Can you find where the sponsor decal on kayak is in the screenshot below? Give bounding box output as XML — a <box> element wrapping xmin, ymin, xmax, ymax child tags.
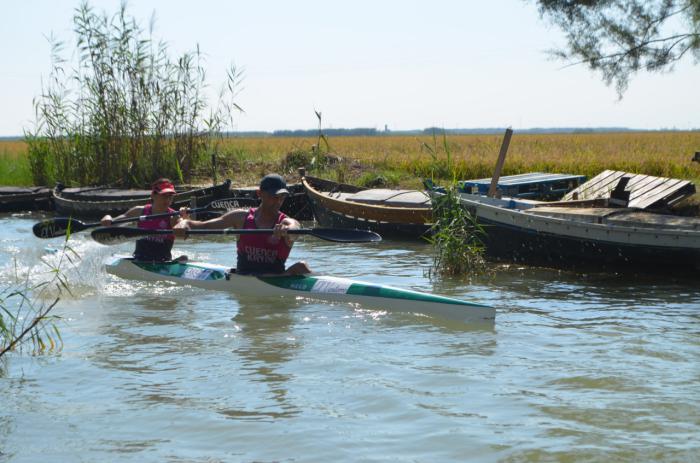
<box><xmin>182</xmin><ymin>267</ymin><xmax>214</xmax><ymax>280</ymax></box>
<box><xmin>310</xmin><ymin>277</ymin><xmax>351</xmax><ymax>294</ymax></box>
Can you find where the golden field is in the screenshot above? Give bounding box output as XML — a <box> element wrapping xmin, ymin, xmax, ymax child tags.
<box><xmin>2</xmin><ymin>132</ymin><xmax>700</xmax><ymax>190</ymax></box>
<box><xmin>211</xmin><ymin>132</ymin><xmax>700</xmax><ymax>189</ymax></box>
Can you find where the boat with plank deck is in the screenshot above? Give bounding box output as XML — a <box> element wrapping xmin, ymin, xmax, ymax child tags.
<box><xmin>459</xmin><ymin>172</ymin><xmax>586</xmax><ymax>200</ymax></box>
<box><xmin>105</xmin><ymin>256</ymin><xmax>494</xmax><ymax>323</ymax></box>
<box><xmin>225</xmin><ymin>181</ymin><xmax>313</xmax><ymax>220</ymax></box>
<box><xmin>303</xmin><ymin>175</ymin><xmax>433</xmax><ymax>239</ymax></box>
<box><xmin>430</xmin><ymin>170</ymin><xmax>700</xmax><ymax>271</ymax></box>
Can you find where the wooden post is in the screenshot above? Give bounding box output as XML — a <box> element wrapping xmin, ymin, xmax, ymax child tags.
<box><xmin>487</xmin><ymin>128</ymin><xmax>513</xmax><ymax>198</ymax></box>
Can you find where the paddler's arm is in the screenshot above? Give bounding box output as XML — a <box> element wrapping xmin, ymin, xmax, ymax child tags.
<box><xmin>173</xmin><ymin>209</ymin><xmax>247</xmax><ymax>239</ymax></box>
<box><xmin>101</xmin><ymin>206</ymin><xmax>145</xmax><ymax>226</ymax></box>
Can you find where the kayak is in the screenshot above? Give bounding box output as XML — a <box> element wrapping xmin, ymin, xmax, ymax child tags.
<box><xmin>105</xmin><ymin>256</ymin><xmax>495</xmax><ymax>323</ymax></box>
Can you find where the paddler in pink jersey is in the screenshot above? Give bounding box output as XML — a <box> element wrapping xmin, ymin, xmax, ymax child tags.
<box><xmin>174</xmin><ymin>174</ymin><xmax>311</xmax><ymax>276</ymax></box>
<box><xmin>101</xmin><ymin>178</ymin><xmax>183</xmax><ymax>262</ymax></box>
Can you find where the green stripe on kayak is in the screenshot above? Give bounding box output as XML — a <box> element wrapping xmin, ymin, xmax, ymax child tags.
<box><xmin>132</xmin><ymin>261</ymin><xmax>227</xmax><ymax>281</ymax></box>
<box><xmin>346</xmin><ymin>283</ymin><xmax>484</xmax><ymax>307</ymax></box>
<box><xmin>258</xmin><ymin>275</ymin><xmax>320</xmax><ymax>291</ymax></box>
<box><xmin>260</xmin><ymin>274</ymin><xmax>487</xmax><ymax>308</ymax></box>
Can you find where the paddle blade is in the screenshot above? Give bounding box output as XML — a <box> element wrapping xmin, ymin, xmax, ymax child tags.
<box><xmin>307</xmin><ymin>228</ymin><xmax>382</xmax><ymax>243</ymax></box>
<box><xmin>33</xmin><ymin>218</ymin><xmax>88</xmax><ymax>238</ymax></box>
<box><xmin>91</xmin><ymin>227</ymin><xmax>165</xmax><ymax>245</ymax></box>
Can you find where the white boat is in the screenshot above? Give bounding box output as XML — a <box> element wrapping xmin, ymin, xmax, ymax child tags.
<box><xmin>105</xmin><ymin>256</ymin><xmax>495</xmax><ymax>323</ymax></box>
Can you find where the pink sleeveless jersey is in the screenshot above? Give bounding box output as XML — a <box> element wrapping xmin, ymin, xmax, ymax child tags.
<box><xmin>133</xmin><ymin>204</ymin><xmax>175</xmax><ymax>261</ymax></box>
<box><xmin>236</xmin><ymin>208</ymin><xmax>291</xmax><ymax>274</ymax></box>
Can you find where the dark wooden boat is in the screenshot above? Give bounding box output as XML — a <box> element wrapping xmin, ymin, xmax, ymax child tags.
<box><xmin>302</xmin><ymin>175</ymin><xmax>432</xmax><ymax>239</ymax></box>
<box><xmin>0</xmin><ymin>186</ymin><xmax>53</xmax><ymax>212</ymax></box>
<box><xmin>53</xmin><ymin>180</ymin><xmax>232</xmax><ymax>217</ymax></box>
<box><xmin>227</xmin><ymin>181</ymin><xmax>313</xmax><ymax>220</ymax></box>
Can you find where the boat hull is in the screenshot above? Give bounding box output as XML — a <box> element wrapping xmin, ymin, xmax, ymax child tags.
<box><xmin>0</xmin><ymin>187</ymin><xmax>53</xmax><ymax>212</ymax></box>
<box><xmin>105</xmin><ymin>256</ymin><xmax>494</xmax><ymax>323</ymax></box>
<box><xmin>53</xmin><ymin>180</ymin><xmax>232</xmax><ymax>217</ymax></box>
<box><xmin>458</xmin><ymin>194</ymin><xmax>700</xmax><ymax>271</ymax></box>
<box><xmin>303</xmin><ymin>176</ymin><xmax>432</xmax><ymax>239</ymax></box>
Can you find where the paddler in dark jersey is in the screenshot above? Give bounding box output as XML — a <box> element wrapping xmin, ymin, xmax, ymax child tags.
<box><xmin>174</xmin><ymin>174</ymin><xmax>311</xmax><ymax>276</ymax></box>
<box><xmin>101</xmin><ymin>178</ymin><xmax>183</xmax><ymax>262</ymax></box>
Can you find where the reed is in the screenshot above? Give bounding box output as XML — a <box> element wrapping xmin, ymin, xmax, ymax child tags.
<box><xmin>0</xmin><ymin>240</ymin><xmax>77</xmax><ymax>360</ymax></box>
<box><xmin>425</xmin><ymin>183</ymin><xmax>490</xmax><ymax>278</ymax></box>
<box><xmin>422</xmin><ymin>131</ymin><xmax>490</xmax><ymax>277</ymax></box>
<box><xmin>25</xmin><ymin>1</ymin><xmax>241</xmax><ymax>188</ymax></box>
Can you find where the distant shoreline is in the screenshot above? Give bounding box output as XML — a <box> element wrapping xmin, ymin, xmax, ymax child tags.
<box><xmin>2</xmin><ymin>127</ymin><xmax>698</xmax><ymax>141</ymax></box>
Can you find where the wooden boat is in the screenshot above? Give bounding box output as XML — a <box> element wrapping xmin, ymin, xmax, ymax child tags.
<box><xmin>53</xmin><ymin>180</ymin><xmax>232</xmax><ymax>217</ymax></box>
<box><xmin>229</xmin><ymin>181</ymin><xmax>313</xmax><ymax>220</ymax></box>
<box><xmin>451</xmin><ymin>191</ymin><xmax>700</xmax><ymax>271</ymax></box>
<box><xmin>0</xmin><ymin>186</ymin><xmax>53</xmax><ymax>212</ymax></box>
<box><xmin>105</xmin><ymin>256</ymin><xmax>494</xmax><ymax>323</ymax></box>
<box><xmin>302</xmin><ymin>175</ymin><xmax>433</xmax><ymax>239</ymax></box>
<box><xmin>459</xmin><ymin>172</ymin><xmax>586</xmax><ymax>200</ymax></box>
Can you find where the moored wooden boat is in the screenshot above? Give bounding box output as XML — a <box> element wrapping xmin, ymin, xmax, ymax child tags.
<box><xmin>53</xmin><ymin>180</ymin><xmax>232</xmax><ymax>217</ymax></box>
<box><xmin>105</xmin><ymin>255</ymin><xmax>495</xmax><ymax>323</ymax></box>
<box><xmin>459</xmin><ymin>172</ymin><xmax>586</xmax><ymax>200</ymax></box>
<box><xmin>302</xmin><ymin>175</ymin><xmax>433</xmax><ymax>239</ymax></box>
<box><xmin>450</xmin><ymin>190</ymin><xmax>700</xmax><ymax>271</ymax></box>
<box><xmin>0</xmin><ymin>186</ymin><xmax>53</xmax><ymax>212</ymax></box>
<box><xmin>229</xmin><ymin>181</ymin><xmax>313</xmax><ymax>220</ymax></box>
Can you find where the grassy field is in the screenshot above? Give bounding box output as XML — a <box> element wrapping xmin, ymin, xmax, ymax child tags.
<box><xmin>0</xmin><ymin>140</ymin><xmax>32</xmax><ymax>186</ymax></box>
<box><xmin>2</xmin><ymin>132</ymin><xmax>700</xmax><ymax>191</ymax></box>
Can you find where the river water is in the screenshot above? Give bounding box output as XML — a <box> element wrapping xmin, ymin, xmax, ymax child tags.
<box><xmin>0</xmin><ymin>212</ymin><xmax>698</xmax><ymax>462</ymax></box>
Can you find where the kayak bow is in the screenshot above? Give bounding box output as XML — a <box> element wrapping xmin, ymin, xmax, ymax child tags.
<box><xmin>105</xmin><ymin>256</ymin><xmax>494</xmax><ymax>323</ymax></box>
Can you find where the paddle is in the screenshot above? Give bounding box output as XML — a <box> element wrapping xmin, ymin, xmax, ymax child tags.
<box><xmin>90</xmin><ymin>226</ymin><xmax>382</xmax><ymax>244</ymax></box>
<box><xmin>31</xmin><ymin>198</ymin><xmax>253</xmax><ymax>239</ymax></box>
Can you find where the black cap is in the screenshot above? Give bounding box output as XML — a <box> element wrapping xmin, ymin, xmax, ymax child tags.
<box><xmin>259</xmin><ymin>174</ymin><xmax>289</xmax><ymax>195</ymax></box>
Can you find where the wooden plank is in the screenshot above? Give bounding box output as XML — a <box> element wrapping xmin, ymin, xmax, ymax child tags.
<box><xmin>630</xmin><ymin>179</ymin><xmax>692</xmax><ymax>209</ymax></box>
<box><xmin>563</xmin><ymin>170</ymin><xmax>625</xmax><ymax>201</ymax></box>
<box><xmin>563</xmin><ymin>170</ymin><xmax>696</xmax><ymax>210</ymax></box>
<box><xmin>626</xmin><ymin>176</ymin><xmax>669</xmax><ymax>202</ymax></box>
<box><xmin>563</xmin><ymin>170</ymin><xmax>620</xmax><ymax>199</ymax></box>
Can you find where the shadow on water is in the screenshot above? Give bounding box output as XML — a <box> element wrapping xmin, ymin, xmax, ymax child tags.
<box><xmin>88</xmin><ymin>293</ymin><xmax>210</xmax><ymax>408</ymax></box>
<box><xmin>217</xmin><ymin>296</ymin><xmax>302</xmax><ymax>421</ymax></box>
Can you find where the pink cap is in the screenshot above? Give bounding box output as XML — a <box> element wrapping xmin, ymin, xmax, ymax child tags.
<box><xmin>153</xmin><ymin>181</ymin><xmax>176</xmax><ymax>195</ymax></box>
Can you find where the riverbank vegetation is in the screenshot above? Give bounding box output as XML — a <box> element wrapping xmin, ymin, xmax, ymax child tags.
<box><xmin>24</xmin><ymin>1</ymin><xmax>240</xmax><ymax>188</ymax></box>
<box><xmin>4</xmin><ymin>131</ymin><xmax>699</xmax><ymax>193</ymax></box>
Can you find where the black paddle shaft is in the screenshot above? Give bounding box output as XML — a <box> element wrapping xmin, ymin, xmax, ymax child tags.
<box><xmin>32</xmin><ymin>202</ymin><xmax>228</xmax><ymax>239</ymax></box>
<box><xmin>91</xmin><ymin>226</ymin><xmax>381</xmax><ymax>244</ymax></box>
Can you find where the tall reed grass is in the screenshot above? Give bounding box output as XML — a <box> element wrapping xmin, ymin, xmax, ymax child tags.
<box><xmin>25</xmin><ymin>1</ymin><xmax>241</xmax><ymax>188</ymax></box>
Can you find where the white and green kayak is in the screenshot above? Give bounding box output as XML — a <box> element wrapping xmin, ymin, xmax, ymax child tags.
<box><xmin>105</xmin><ymin>256</ymin><xmax>495</xmax><ymax>323</ymax></box>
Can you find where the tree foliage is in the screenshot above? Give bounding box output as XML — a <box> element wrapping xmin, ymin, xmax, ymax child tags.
<box><xmin>536</xmin><ymin>0</ymin><xmax>700</xmax><ymax>95</ymax></box>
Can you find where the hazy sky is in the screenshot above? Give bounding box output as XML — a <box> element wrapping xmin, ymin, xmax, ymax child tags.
<box><xmin>2</xmin><ymin>0</ymin><xmax>698</xmax><ymax>136</ymax></box>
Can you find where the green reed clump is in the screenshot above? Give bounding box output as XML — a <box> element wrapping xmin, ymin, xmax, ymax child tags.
<box><xmin>422</xmin><ymin>130</ymin><xmax>490</xmax><ymax>276</ymax></box>
<box><xmin>426</xmin><ymin>183</ymin><xmax>490</xmax><ymax>277</ymax></box>
<box><xmin>25</xmin><ymin>1</ymin><xmax>241</xmax><ymax>187</ymax></box>
<box><xmin>0</xmin><ymin>239</ymin><xmax>77</xmax><ymax>361</ymax></box>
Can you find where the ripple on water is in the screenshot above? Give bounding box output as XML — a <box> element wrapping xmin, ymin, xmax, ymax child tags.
<box><xmin>1</xmin><ymin>214</ymin><xmax>699</xmax><ymax>461</ymax></box>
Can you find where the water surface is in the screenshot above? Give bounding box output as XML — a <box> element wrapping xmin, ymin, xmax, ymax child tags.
<box><xmin>1</xmin><ymin>213</ymin><xmax>698</xmax><ymax>462</ymax></box>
